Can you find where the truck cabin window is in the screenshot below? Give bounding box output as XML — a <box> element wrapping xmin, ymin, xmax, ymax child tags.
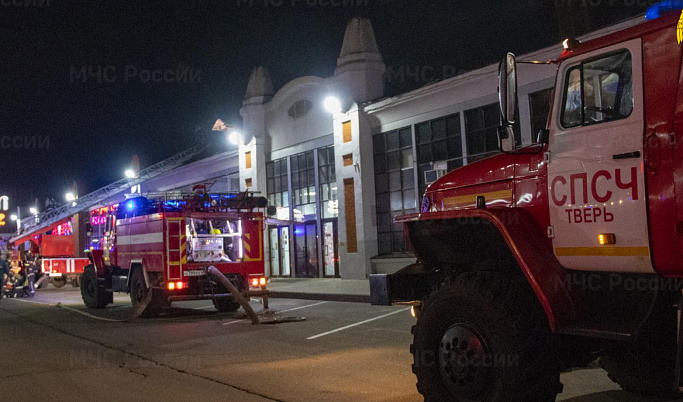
<box><xmin>186</xmin><ymin>218</ymin><xmax>243</xmax><ymax>263</ymax></box>
<box><xmin>561</xmin><ymin>50</ymin><xmax>633</xmax><ymax>128</ymax></box>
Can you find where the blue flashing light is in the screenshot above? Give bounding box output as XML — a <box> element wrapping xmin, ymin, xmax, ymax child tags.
<box><xmin>646</xmin><ymin>1</ymin><xmax>683</xmax><ymax>20</ymax></box>
<box><xmin>126</xmin><ymin>201</ymin><xmax>135</xmax><ymax>210</ymax></box>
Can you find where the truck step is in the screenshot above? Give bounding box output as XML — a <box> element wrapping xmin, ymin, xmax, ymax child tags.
<box><xmin>557</xmin><ymin>325</ymin><xmax>632</xmax><ymax>341</ymax></box>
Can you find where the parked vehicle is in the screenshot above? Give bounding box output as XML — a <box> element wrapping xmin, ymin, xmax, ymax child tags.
<box><xmin>80</xmin><ymin>192</ymin><xmax>269</xmax><ymax>317</ymax></box>
<box><xmin>371</xmin><ymin>5</ymin><xmax>683</xmax><ymax>401</ymax></box>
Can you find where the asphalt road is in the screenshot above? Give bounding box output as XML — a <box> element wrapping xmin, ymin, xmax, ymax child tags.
<box><xmin>0</xmin><ymin>287</ymin><xmax>677</xmax><ymax>402</ymax></box>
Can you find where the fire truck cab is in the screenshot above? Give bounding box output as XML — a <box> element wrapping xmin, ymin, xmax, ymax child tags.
<box><xmin>81</xmin><ymin>192</ymin><xmax>269</xmax><ymax>316</ymax></box>
<box><xmin>370</xmin><ymin>5</ymin><xmax>683</xmax><ymax>401</ymax></box>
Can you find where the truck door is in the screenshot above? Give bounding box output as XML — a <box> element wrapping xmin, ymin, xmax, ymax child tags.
<box><xmin>548</xmin><ymin>39</ymin><xmax>653</xmax><ymax>273</ymax></box>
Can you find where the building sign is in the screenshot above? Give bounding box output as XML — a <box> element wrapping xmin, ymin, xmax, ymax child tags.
<box><xmin>0</xmin><ymin>195</ymin><xmax>9</xmax><ymax>227</ymax></box>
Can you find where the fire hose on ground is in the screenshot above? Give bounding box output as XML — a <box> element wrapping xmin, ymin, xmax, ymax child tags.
<box><xmin>206</xmin><ymin>266</ymin><xmax>306</xmax><ymax>325</ymax></box>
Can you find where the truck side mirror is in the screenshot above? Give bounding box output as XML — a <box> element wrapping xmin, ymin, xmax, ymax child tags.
<box><xmin>498</xmin><ymin>53</ymin><xmax>518</xmax><ymax>125</ymax></box>
<box><xmin>498</xmin><ymin>126</ymin><xmax>515</xmax><ymax>153</ymax></box>
<box><xmin>498</xmin><ymin>53</ymin><xmax>518</xmax><ymax>153</ymax></box>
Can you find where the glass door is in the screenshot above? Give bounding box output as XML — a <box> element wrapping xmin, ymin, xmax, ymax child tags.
<box><xmin>322</xmin><ymin>219</ymin><xmax>339</xmax><ymax>277</ymax></box>
<box><xmin>269</xmin><ymin>227</ymin><xmax>280</xmax><ymax>277</ymax></box>
<box><xmin>280</xmin><ymin>227</ymin><xmax>291</xmax><ymax>277</ymax></box>
<box><xmin>294</xmin><ymin>222</ymin><xmax>318</xmax><ymax>278</ymax></box>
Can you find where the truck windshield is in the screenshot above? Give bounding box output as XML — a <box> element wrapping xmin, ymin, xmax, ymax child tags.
<box><xmin>186</xmin><ymin>218</ymin><xmax>243</xmax><ymax>263</ymax></box>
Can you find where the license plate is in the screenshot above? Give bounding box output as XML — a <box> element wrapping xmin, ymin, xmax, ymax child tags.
<box><xmin>183</xmin><ymin>270</ymin><xmax>205</xmax><ymax>277</ymax></box>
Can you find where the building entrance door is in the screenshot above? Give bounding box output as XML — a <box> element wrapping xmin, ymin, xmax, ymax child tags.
<box><xmin>322</xmin><ymin>219</ymin><xmax>339</xmax><ymax>277</ymax></box>
<box><xmin>269</xmin><ymin>226</ymin><xmax>291</xmax><ymax>277</ymax></box>
<box><xmin>294</xmin><ymin>222</ymin><xmax>318</xmax><ymax>278</ymax></box>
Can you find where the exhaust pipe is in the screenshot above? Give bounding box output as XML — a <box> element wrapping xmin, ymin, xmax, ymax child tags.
<box><xmin>206</xmin><ymin>266</ymin><xmax>259</xmax><ymax>325</ymax></box>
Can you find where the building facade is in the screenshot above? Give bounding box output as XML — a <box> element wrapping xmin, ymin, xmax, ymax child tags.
<box><xmin>93</xmin><ymin>15</ymin><xmax>641</xmax><ymax>280</ymax></box>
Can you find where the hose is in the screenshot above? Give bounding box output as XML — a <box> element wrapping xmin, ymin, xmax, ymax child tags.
<box><xmin>206</xmin><ymin>266</ymin><xmax>259</xmax><ymax>325</ymax></box>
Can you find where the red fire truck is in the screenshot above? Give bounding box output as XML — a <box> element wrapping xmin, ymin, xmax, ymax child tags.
<box><xmin>371</xmin><ymin>5</ymin><xmax>683</xmax><ymax>401</ymax></box>
<box><xmin>81</xmin><ymin>192</ymin><xmax>269</xmax><ymax>317</ymax></box>
<box><xmin>12</xmin><ymin>218</ymin><xmax>90</xmax><ymax>288</ymax></box>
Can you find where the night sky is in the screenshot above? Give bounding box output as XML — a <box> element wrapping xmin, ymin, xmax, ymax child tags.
<box><xmin>1</xmin><ymin>0</ymin><xmax>648</xmax><ymax>211</ymax></box>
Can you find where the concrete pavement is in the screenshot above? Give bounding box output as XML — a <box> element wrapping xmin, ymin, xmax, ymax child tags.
<box><xmin>0</xmin><ymin>287</ymin><xmax>679</xmax><ymax>402</ymax></box>
<box><xmin>267</xmin><ymin>278</ymin><xmax>371</xmax><ymax>303</ymax></box>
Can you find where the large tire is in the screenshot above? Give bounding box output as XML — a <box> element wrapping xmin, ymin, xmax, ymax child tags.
<box><xmin>130</xmin><ymin>269</ymin><xmax>166</xmax><ymax>318</ymax></box>
<box><xmin>80</xmin><ymin>267</ymin><xmax>109</xmax><ymax>309</ymax></box>
<box><xmin>213</xmin><ymin>297</ymin><xmax>241</xmax><ymax>312</ymax></box>
<box><xmin>51</xmin><ymin>277</ymin><xmax>67</xmax><ymax>288</ymax></box>
<box><xmin>599</xmin><ymin>354</ymin><xmax>679</xmax><ymax>398</ymax></box>
<box><xmin>411</xmin><ymin>272</ymin><xmax>562</xmax><ymax>402</ymax></box>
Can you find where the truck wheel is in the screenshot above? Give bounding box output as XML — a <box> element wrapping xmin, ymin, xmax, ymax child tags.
<box><xmin>51</xmin><ymin>277</ymin><xmax>66</xmax><ymax>288</ymax></box>
<box><xmin>130</xmin><ymin>269</ymin><xmax>165</xmax><ymax>318</ymax></box>
<box><xmin>80</xmin><ymin>268</ymin><xmax>109</xmax><ymax>309</ymax></box>
<box><xmin>599</xmin><ymin>350</ymin><xmax>680</xmax><ymax>398</ymax></box>
<box><xmin>411</xmin><ymin>272</ymin><xmax>562</xmax><ymax>402</ymax></box>
<box><xmin>213</xmin><ymin>297</ymin><xmax>241</xmax><ymax>312</ymax></box>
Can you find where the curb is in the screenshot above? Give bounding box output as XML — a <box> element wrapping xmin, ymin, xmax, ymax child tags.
<box><xmin>268</xmin><ymin>291</ymin><xmax>370</xmax><ymax>304</ymax></box>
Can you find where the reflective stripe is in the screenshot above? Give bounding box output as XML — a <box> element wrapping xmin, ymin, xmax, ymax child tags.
<box><xmin>117</xmin><ymin>232</ymin><xmax>163</xmax><ymax>245</ymax></box>
<box><xmin>443</xmin><ymin>189</ymin><xmax>513</xmax><ymax>208</ymax></box>
<box><xmin>555</xmin><ymin>247</ymin><xmax>650</xmax><ymax>257</ymax></box>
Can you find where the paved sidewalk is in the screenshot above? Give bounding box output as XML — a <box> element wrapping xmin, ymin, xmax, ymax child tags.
<box><xmin>267</xmin><ymin>278</ymin><xmax>371</xmax><ymax>303</ymax></box>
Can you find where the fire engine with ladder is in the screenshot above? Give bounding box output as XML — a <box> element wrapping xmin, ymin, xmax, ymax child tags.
<box><xmin>370</xmin><ymin>3</ymin><xmax>683</xmax><ymax>401</ymax></box>
<box><xmin>82</xmin><ymin>191</ymin><xmax>269</xmax><ymax>316</ymax></box>
<box><xmin>8</xmin><ymin>140</ymin><xmax>221</xmax><ymax>292</ymax></box>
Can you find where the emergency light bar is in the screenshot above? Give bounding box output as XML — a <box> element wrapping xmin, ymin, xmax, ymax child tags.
<box><xmin>646</xmin><ymin>1</ymin><xmax>683</xmax><ymax>20</ymax></box>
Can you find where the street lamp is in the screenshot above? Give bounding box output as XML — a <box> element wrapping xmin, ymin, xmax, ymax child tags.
<box><xmin>228</xmin><ymin>131</ymin><xmax>243</xmax><ymax>145</ymax></box>
<box><xmin>324</xmin><ymin>96</ymin><xmax>342</xmax><ymax>114</ymax></box>
<box><xmin>65</xmin><ymin>192</ymin><xmax>76</xmax><ymax>202</ymax></box>
<box><xmin>213</xmin><ymin>119</ymin><xmax>243</xmax><ymax>146</ymax></box>
<box><xmin>10</xmin><ymin>214</ymin><xmax>17</xmax><ymax>221</ymax></box>
<box><xmin>29</xmin><ymin>207</ymin><xmax>37</xmax><ymax>215</ymax></box>
<box><xmin>125</xmin><ymin>168</ymin><xmax>136</xmax><ymax>179</ymax></box>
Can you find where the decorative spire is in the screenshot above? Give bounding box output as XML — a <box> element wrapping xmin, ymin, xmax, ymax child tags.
<box><xmin>243</xmin><ymin>66</ymin><xmax>274</xmax><ymax>105</ymax></box>
<box><xmin>337</xmin><ymin>17</ymin><xmax>382</xmax><ymax>68</ymax></box>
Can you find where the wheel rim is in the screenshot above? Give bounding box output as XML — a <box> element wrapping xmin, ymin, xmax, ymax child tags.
<box><xmin>438</xmin><ymin>322</ymin><xmax>494</xmax><ymax>401</ymax></box>
<box><xmin>85</xmin><ymin>278</ymin><xmax>96</xmax><ymax>298</ymax></box>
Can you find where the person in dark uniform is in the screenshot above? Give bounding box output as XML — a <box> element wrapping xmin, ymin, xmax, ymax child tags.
<box><xmin>0</xmin><ymin>253</ymin><xmax>11</xmax><ymax>289</ymax></box>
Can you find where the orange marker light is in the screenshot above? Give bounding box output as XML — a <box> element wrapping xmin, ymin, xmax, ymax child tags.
<box><xmin>259</xmin><ymin>277</ymin><xmax>267</xmax><ymax>286</ymax></box>
<box><xmin>176</xmin><ymin>282</ymin><xmax>184</xmax><ymax>290</ymax></box>
<box><xmin>168</xmin><ymin>282</ymin><xmax>176</xmax><ymax>290</ymax></box>
<box><xmin>598</xmin><ymin>233</ymin><xmax>616</xmax><ymax>245</ymax></box>
<box><xmin>251</xmin><ymin>278</ymin><xmax>259</xmax><ymax>287</ymax></box>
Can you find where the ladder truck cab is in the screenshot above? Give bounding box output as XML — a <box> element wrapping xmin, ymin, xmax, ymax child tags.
<box><xmin>371</xmin><ymin>4</ymin><xmax>683</xmax><ymax>401</ymax></box>
<box><xmin>80</xmin><ymin>192</ymin><xmax>270</xmax><ymax>317</ymax></box>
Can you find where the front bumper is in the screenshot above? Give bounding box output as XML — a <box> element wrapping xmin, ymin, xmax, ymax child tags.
<box><xmin>369</xmin><ymin>263</ymin><xmax>431</xmax><ymax>306</ymax></box>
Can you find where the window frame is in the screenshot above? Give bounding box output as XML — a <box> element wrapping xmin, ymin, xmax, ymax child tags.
<box><xmin>560</xmin><ymin>49</ymin><xmax>634</xmax><ymax>129</ymax></box>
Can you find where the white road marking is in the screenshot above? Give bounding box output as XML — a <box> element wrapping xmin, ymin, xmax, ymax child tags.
<box><xmin>56</xmin><ymin>303</ymin><xmax>126</xmax><ymax>322</ymax></box>
<box><xmin>4</xmin><ymin>298</ymin><xmax>126</xmax><ymax>322</ymax></box>
<box><xmin>220</xmin><ymin>319</ymin><xmax>244</xmax><ymax>326</ymax></box>
<box><xmin>306</xmin><ymin>308</ymin><xmax>411</xmax><ymax>340</ymax></box>
<box><xmin>4</xmin><ymin>298</ymin><xmax>52</xmax><ymax>306</ymax></box>
<box><xmin>279</xmin><ymin>301</ymin><xmax>329</xmax><ymax>313</ymax></box>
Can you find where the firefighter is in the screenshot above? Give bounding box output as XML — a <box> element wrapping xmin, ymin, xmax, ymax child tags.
<box><xmin>0</xmin><ymin>253</ymin><xmax>11</xmax><ymax>288</ymax></box>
